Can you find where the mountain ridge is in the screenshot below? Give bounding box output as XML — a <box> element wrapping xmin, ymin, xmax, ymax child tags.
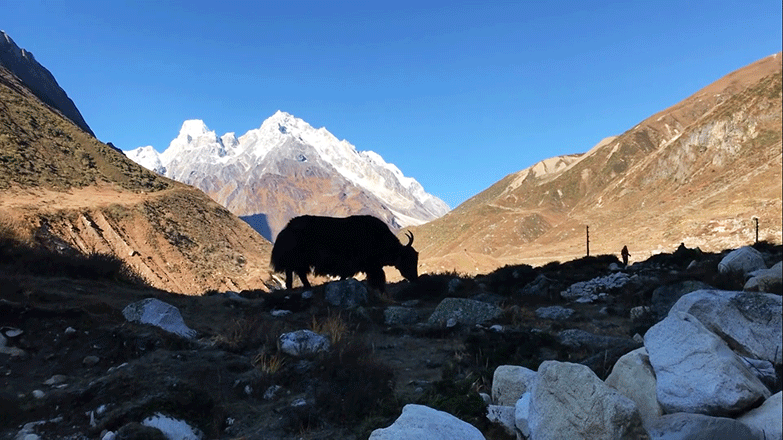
<box><xmin>0</xmin><ymin>30</ymin><xmax>94</xmax><ymax>136</ymax></box>
<box><xmin>412</xmin><ymin>53</ymin><xmax>782</xmax><ymax>275</ymax></box>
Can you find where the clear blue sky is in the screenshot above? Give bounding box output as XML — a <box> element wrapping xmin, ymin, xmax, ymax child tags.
<box><xmin>3</xmin><ymin>0</ymin><xmax>781</xmax><ymax>208</ymax></box>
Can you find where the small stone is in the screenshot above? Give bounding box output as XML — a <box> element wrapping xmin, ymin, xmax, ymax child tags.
<box><xmin>43</xmin><ymin>375</ymin><xmax>67</xmax><ymax>386</ymax></box>
<box><xmin>31</xmin><ymin>389</ymin><xmax>45</xmax><ymax>399</ymax></box>
<box><xmin>83</xmin><ymin>355</ymin><xmax>100</xmax><ymax>367</ymax></box>
<box><xmin>64</xmin><ymin>327</ymin><xmax>77</xmax><ymax>336</ymax></box>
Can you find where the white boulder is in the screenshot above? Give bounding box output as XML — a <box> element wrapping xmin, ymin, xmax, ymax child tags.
<box><xmin>744</xmin><ymin>261</ymin><xmax>782</xmax><ymax>293</ymax></box>
<box><xmin>122</xmin><ymin>298</ymin><xmax>197</xmax><ymax>339</ymax></box>
<box><xmin>718</xmin><ymin>246</ymin><xmax>766</xmax><ymax>275</ymax></box>
<box><xmin>646</xmin><ymin>412</ymin><xmax>761</xmax><ymax>440</ymax></box>
<box><xmin>278</xmin><ymin>330</ymin><xmax>330</xmax><ymax>357</ymax></box>
<box><xmin>644</xmin><ymin>311</ymin><xmax>770</xmax><ymax>416</ymax></box>
<box><xmin>605</xmin><ymin>347</ymin><xmax>663</xmax><ymax>426</ymax></box>
<box><xmin>738</xmin><ymin>391</ymin><xmax>782</xmax><ymax>440</ymax></box>
<box><xmin>669</xmin><ymin>290</ymin><xmax>782</xmax><ymax>366</ymax></box>
<box><xmin>491</xmin><ymin>365</ymin><xmax>537</xmax><ymax>406</ymax></box>
<box><xmin>528</xmin><ymin>361</ymin><xmax>644</xmax><ymax>440</ymax></box>
<box><xmin>369</xmin><ymin>404</ymin><xmax>485</xmax><ymax>440</ymax></box>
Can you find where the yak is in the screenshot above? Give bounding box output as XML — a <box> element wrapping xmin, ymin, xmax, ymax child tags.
<box><xmin>270</xmin><ymin>215</ymin><xmax>418</xmax><ymax>292</ymax></box>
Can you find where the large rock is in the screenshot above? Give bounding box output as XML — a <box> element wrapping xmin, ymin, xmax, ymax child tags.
<box><xmin>651</xmin><ymin>280</ymin><xmax>712</xmax><ymax>318</ymax></box>
<box><xmin>669</xmin><ymin>290</ymin><xmax>782</xmax><ymax>365</ymax></box>
<box><xmin>122</xmin><ymin>298</ymin><xmax>197</xmax><ymax>339</ymax></box>
<box><xmin>605</xmin><ymin>347</ymin><xmax>663</xmax><ymax>426</ymax></box>
<box><xmin>278</xmin><ymin>330</ymin><xmax>330</xmax><ymax>357</ymax></box>
<box><xmin>644</xmin><ymin>311</ymin><xmax>770</xmax><ymax>416</ymax></box>
<box><xmin>369</xmin><ymin>404</ymin><xmax>485</xmax><ymax>440</ymax></box>
<box><xmin>718</xmin><ymin>246</ymin><xmax>766</xmax><ymax>275</ymax></box>
<box><xmin>491</xmin><ymin>365</ymin><xmax>537</xmax><ymax>406</ymax></box>
<box><xmin>427</xmin><ymin>298</ymin><xmax>502</xmax><ymax>327</ymax></box>
<box><xmin>324</xmin><ymin>279</ymin><xmax>368</xmax><ymax>308</ymax></box>
<box><xmin>646</xmin><ymin>412</ymin><xmax>762</xmax><ymax>440</ymax></box>
<box><xmin>744</xmin><ymin>261</ymin><xmax>782</xmax><ymax>293</ymax></box>
<box><xmin>738</xmin><ymin>391</ymin><xmax>782</xmax><ymax>440</ymax></box>
<box><xmin>384</xmin><ymin>306</ymin><xmax>420</xmax><ymax>325</ymax></box>
<box><xmin>528</xmin><ymin>361</ymin><xmax>644</xmax><ymax>440</ymax></box>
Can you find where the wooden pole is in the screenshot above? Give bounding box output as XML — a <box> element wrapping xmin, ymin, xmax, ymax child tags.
<box><xmin>586</xmin><ymin>225</ymin><xmax>590</xmax><ymax>257</ymax></box>
<box><xmin>755</xmin><ymin>218</ymin><xmax>759</xmax><ymax>244</ymax></box>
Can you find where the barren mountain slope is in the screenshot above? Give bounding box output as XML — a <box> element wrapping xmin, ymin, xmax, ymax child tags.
<box><xmin>414</xmin><ymin>53</ymin><xmax>782</xmax><ymax>274</ymax></box>
<box><xmin>0</xmin><ymin>65</ymin><xmax>272</xmax><ymax>294</ymax></box>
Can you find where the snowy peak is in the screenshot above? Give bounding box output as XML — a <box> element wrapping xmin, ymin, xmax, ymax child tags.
<box><xmin>124</xmin><ymin>146</ymin><xmax>166</xmax><ymax>174</ymax></box>
<box><xmin>178</xmin><ymin>119</ymin><xmax>213</xmax><ymax>140</ymax></box>
<box><xmin>125</xmin><ymin>111</ymin><xmax>449</xmax><ymax>234</ymax></box>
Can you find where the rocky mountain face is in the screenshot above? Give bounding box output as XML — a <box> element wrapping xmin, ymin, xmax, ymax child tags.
<box><xmin>124</xmin><ymin>111</ymin><xmax>450</xmax><ymax>241</ymax></box>
<box><xmin>414</xmin><ymin>53</ymin><xmax>783</xmax><ymax>275</ymax></box>
<box><xmin>0</xmin><ymin>63</ymin><xmax>272</xmax><ymax>294</ymax></box>
<box><xmin>0</xmin><ymin>30</ymin><xmax>94</xmax><ymax>136</ymax></box>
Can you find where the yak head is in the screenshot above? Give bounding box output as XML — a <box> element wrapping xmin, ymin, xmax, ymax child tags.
<box><xmin>395</xmin><ymin>231</ymin><xmax>419</xmax><ymax>282</ymax></box>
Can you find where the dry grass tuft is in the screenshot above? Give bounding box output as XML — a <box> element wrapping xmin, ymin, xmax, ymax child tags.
<box><xmin>310</xmin><ymin>311</ymin><xmax>348</xmax><ymax>345</ymax></box>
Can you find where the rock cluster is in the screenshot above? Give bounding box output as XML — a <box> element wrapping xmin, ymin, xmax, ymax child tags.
<box><xmin>487</xmin><ymin>288</ymin><xmax>782</xmax><ymax>439</ymax></box>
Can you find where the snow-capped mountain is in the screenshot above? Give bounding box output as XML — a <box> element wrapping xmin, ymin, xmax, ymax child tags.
<box><xmin>125</xmin><ymin>111</ymin><xmax>449</xmax><ymax>240</ymax></box>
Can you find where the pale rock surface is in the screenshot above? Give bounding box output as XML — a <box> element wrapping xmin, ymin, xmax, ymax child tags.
<box><xmin>718</xmin><ymin>246</ymin><xmax>766</xmax><ymax>275</ymax></box>
<box><xmin>605</xmin><ymin>347</ymin><xmax>663</xmax><ymax>426</ymax></box>
<box><xmin>744</xmin><ymin>261</ymin><xmax>782</xmax><ymax>293</ymax></box>
<box><xmin>738</xmin><ymin>391</ymin><xmax>782</xmax><ymax>440</ymax></box>
<box><xmin>122</xmin><ymin>298</ymin><xmax>197</xmax><ymax>339</ymax></box>
<box><xmin>528</xmin><ymin>361</ymin><xmax>644</xmax><ymax>440</ymax></box>
<box><xmin>646</xmin><ymin>412</ymin><xmax>761</xmax><ymax>440</ymax></box>
<box><xmin>486</xmin><ymin>405</ymin><xmax>516</xmax><ymax>437</ymax></box>
<box><xmin>514</xmin><ymin>392</ymin><xmax>532</xmax><ymax>438</ymax></box>
<box><xmin>644</xmin><ymin>311</ymin><xmax>770</xmax><ymax>416</ymax></box>
<box><xmin>369</xmin><ymin>404</ymin><xmax>485</xmax><ymax>440</ymax></box>
<box><xmin>492</xmin><ymin>365</ymin><xmax>537</xmax><ymax>406</ymax></box>
<box><xmin>141</xmin><ymin>413</ymin><xmax>204</xmax><ymax>440</ymax></box>
<box><xmin>278</xmin><ymin>330</ymin><xmax>330</xmax><ymax>357</ymax></box>
<box><xmin>427</xmin><ymin>298</ymin><xmax>502</xmax><ymax>327</ymax></box>
<box><xmin>669</xmin><ymin>289</ymin><xmax>782</xmax><ymax>365</ymax></box>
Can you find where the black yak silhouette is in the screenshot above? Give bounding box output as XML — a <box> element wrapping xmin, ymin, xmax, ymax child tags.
<box><xmin>270</xmin><ymin>215</ymin><xmax>418</xmax><ymax>291</ymax></box>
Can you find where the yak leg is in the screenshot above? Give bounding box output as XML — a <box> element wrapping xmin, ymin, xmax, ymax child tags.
<box><xmin>285</xmin><ymin>269</ymin><xmax>294</xmax><ymax>290</ymax></box>
<box><xmin>366</xmin><ymin>267</ymin><xmax>386</xmax><ymax>292</ymax></box>
<box><xmin>296</xmin><ymin>268</ymin><xmax>311</xmax><ymax>289</ymax></box>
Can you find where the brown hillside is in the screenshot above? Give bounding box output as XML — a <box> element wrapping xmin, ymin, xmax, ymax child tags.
<box><xmin>0</xmin><ymin>65</ymin><xmax>272</xmax><ymax>294</ymax></box>
<box><xmin>414</xmin><ymin>53</ymin><xmax>782</xmax><ymax>275</ymax></box>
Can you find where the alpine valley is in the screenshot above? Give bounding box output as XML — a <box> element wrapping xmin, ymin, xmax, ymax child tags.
<box><xmin>124</xmin><ymin>113</ymin><xmax>450</xmax><ymax>241</ymax></box>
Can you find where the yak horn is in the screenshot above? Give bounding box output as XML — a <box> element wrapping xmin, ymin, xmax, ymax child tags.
<box><xmin>404</xmin><ymin>231</ymin><xmax>414</xmax><ymax>247</ymax></box>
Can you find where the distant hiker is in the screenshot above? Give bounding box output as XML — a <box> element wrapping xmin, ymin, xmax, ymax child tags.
<box><xmin>621</xmin><ymin>245</ymin><xmax>630</xmax><ymax>266</ymax></box>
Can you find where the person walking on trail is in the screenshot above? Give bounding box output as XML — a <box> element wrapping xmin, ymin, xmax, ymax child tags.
<box><xmin>621</xmin><ymin>245</ymin><xmax>630</xmax><ymax>266</ymax></box>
